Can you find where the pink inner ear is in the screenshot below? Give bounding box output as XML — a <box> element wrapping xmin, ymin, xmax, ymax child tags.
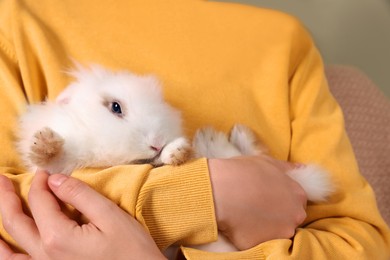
<box><xmin>55</xmin><ymin>84</ymin><xmax>77</xmax><ymax>105</ymax></box>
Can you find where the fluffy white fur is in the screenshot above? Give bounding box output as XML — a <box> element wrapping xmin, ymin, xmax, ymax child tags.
<box><xmin>16</xmin><ymin>65</ymin><xmax>334</xmax><ymax>257</ymax></box>
<box><xmin>17</xmin><ymin>65</ymin><xmax>191</xmax><ymax>175</ymax></box>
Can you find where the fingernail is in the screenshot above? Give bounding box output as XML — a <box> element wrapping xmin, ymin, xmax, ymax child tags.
<box><xmin>49</xmin><ymin>174</ymin><xmax>68</xmax><ymax>187</ymax></box>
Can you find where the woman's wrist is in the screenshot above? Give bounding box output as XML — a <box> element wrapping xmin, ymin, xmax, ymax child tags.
<box><xmin>208</xmin><ymin>158</ymin><xmax>231</xmax><ymax>231</ymax></box>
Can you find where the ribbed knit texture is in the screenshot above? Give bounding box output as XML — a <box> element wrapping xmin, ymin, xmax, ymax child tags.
<box><xmin>137</xmin><ymin>159</ymin><xmax>217</xmax><ymax>249</ymax></box>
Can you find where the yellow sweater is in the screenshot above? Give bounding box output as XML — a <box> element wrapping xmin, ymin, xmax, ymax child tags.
<box><xmin>0</xmin><ymin>0</ymin><xmax>389</xmax><ymax>259</ymax></box>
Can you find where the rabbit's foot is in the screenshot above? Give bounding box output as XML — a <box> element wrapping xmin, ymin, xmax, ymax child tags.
<box><xmin>193</xmin><ymin>127</ymin><xmax>234</xmax><ymax>158</ymax></box>
<box><xmin>194</xmin><ymin>126</ymin><xmax>254</xmax><ymax>158</ymax></box>
<box><xmin>29</xmin><ymin>127</ymin><xmax>64</xmax><ymax>166</ymax></box>
<box><xmin>229</xmin><ymin>124</ymin><xmax>267</xmax><ymax>156</ymax></box>
<box><xmin>160</xmin><ymin>137</ymin><xmax>192</xmax><ymax>166</ymax></box>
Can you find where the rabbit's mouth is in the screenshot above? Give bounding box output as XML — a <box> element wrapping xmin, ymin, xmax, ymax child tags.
<box><xmin>130</xmin><ymin>147</ymin><xmax>164</xmax><ymax>167</ymax></box>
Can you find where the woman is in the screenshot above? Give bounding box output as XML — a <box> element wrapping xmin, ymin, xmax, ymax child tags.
<box><xmin>0</xmin><ymin>0</ymin><xmax>389</xmax><ymax>259</ymax></box>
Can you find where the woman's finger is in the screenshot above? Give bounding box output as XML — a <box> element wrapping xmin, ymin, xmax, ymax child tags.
<box><xmin>47</xmin><ymin>173</ymin><xmax>121</xmax><ymax>230</ymax></box>
<box><xmin>27</xmin><ymin>171</ymin><xmax>79</xmax><ymax>239</ymax></box>
<box><xmin>0</xmin><ymin>175</ymin><xmax>40</xmax><ymax>254</ymax></box>
<box><xmin>0</xmin><ymin>238</ymin><xmax>31</xmax><ymax>260</ymax></box>
<box><xmin>0</xmin><ymin>238</ymin><xmax>13</xmax><ymax>259</ymax></box>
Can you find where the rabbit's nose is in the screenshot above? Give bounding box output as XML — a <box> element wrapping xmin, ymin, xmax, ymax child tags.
<box><xmin>150</xmin><ymin>146</ymin><xmax>162</xmax><ymax>153</ymax></box>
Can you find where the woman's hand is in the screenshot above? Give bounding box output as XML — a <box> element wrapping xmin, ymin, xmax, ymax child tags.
<box><xmin>208</xmin><ymin>155</ymin><xmax>307</xmax><ymax>250</ymax></box>
<box><xmin>0</xmin><ymin>171</ymin><xmax>166</xmax><ymax>260</ymax></box>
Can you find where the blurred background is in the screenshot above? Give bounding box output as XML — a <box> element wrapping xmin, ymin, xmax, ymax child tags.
<box><xmin>219</xmin><ymin>0</ymin><xmax>390</xmax><ymax>98</ymax></box>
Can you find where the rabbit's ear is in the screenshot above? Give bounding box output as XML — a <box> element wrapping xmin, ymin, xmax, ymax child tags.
<box><xmin>56</xmin><ymin>84</ymin><xmax>77</xmax><ymax>105</ymax></box>
<box><xmin>141</xmin><ymin>74</ymin><xmax>164</xmax><ymax>98</ymax></box>
<box><xmin>57</xmin><ymin>61</ymin><xmax>93</xmax><ymax>105</ymax></box>
<box><xmin>65</xmin><ymin>61</ymin><xmax>93</xmax><ymax>83</ymax></box>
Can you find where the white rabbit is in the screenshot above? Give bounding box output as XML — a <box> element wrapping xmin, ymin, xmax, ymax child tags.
<box><xmin>16</xmin><ymin>64</ymin><xmax>192</xmax><ymax>175</ymax></box>
<box><xmin>16</xmin><ymin>64</ymin><xmax>333</xmax><ymax>257</ymax></box>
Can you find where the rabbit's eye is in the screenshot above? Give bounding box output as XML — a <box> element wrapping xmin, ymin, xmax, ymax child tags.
<box><xmin>111</xmin><ymin>102</ymin><xmax>122</xmax><ymax>115</ymax></box>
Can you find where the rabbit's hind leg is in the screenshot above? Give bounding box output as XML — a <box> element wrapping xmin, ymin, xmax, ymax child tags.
<box><xmin>229</xmin><ymin>124</ymin><xmax>267</xmax><ymax>156</ymax></box>
<box><xmin>193</xmin><ymin>127</ymin><xmax>241</xmax><ymax>158</ymax></box>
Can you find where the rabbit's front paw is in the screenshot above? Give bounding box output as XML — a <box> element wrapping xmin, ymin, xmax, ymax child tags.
<box><xmin>229</xmin><ymin>124</ymin><xmax>266</xmax><ymax>156</ymax></box>
<box><xmin>160</xmin><ymin>137</ymin><xmax>192</xmax><ymax>166</ymax></box>
<box><xmin>29</xmin><ymin>127</ymin><xmax>64</xmax><ymax>166</ymax></box>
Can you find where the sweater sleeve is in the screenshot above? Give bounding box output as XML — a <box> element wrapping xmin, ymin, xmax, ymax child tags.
<box><xmin>181</xmin><ymin>19</ymin><xmax>390</xmax><ymax>260</ymax></box>
<box><xmin>1</xmin><ymin>159</ymin><xmax>217</xmax><ymax>253</ymax></box>
<box><xmin>283</xmin><ymin>23</ymin><xmax>390</xmax><ymax>259</ymax></box>
<box><xmin>0</xmin><ymin>30</ymin><xmax>26</xmax><ymax>171</ymax></box>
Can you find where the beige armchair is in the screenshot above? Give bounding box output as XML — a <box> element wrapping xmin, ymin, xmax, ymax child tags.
<box><xmin>326</xmin><ymin>66</ymin><xmax>390</xmax><ymax>225</ymax></box>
